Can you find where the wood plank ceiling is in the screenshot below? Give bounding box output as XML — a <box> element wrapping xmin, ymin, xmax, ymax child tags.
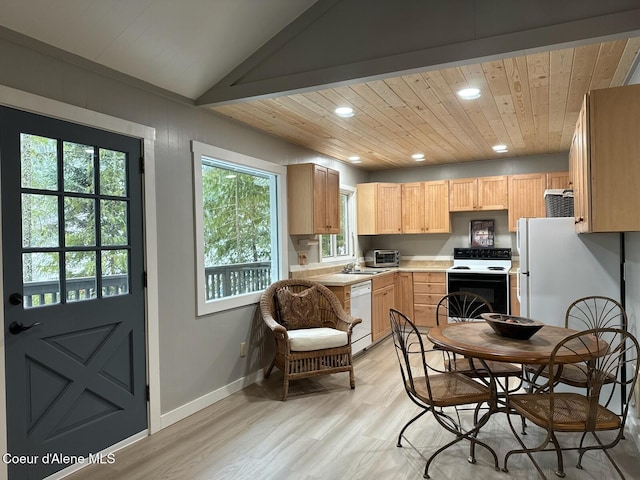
<box><xmin>211</xmin><ymin>37</ymin><xmax>640</xmax><ymax>170</ymax></box>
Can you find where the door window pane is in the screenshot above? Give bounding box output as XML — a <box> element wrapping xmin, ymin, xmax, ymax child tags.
<box><xmin>65</xmin><ymin>251</ymin><xmax>96</xmax><ymax>302</ymax></box>
<box><xmin>100</xmin><ymin>149</ymin><xmax>127</xmax><ymax>197</ymax></box>
<box><xmin>23</xmin><ymin>252</ymin><xmax>60</xmax><ymax>308</ymax></box>
<box><xmin>102</xmin><ymin>250</ymin><xmax>129</xmax><ymax>297</ymax></box>
<box><xmin>100</xmin><ymin>200</ymin><xmax>128</xmax><ymax>246</ymax></box>
<box><xmin>64</xmin><ymin>197</ymin><xmax>96</xmax><ymax>246</ymax></box>
<box><xmin>22</xmin><ymin>193</ymin><xmax>59</xmax><ymax>248</ymax></box>
<box><xmin>63</xmin><ymin>142</ymin><xmax>95</xmax><ymax>194</ymax></box>
<box><xmin>20</xmin><ymin>133</ymin><xmax>58</xmax><ymax>191</ymax></box>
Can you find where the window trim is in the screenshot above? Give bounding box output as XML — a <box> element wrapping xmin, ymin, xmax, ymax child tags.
<box><xmin>191</xmin><ymin>141</ymin><xmax>287</xmax><ymax>316</ymax></box>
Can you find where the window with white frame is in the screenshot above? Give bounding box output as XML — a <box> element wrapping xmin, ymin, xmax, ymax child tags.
<box><xmin>321</xmin><ymin>187</ymin><xmax>355</xmax><ymax>261</ymax></box>
<box><xmin>191</xmin><ymin>141</ymin><xmax>286</xmax><ymax>315</ymax></box>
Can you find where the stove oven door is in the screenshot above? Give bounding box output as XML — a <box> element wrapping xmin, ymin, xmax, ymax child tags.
<box><xmin>446</xmin><ymin>272</ymin><xmax>509</xmax><ymax>314</ymax></box>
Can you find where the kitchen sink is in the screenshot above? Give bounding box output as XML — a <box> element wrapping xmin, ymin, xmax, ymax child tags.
<box><xmin>344</xmin><ymin>269</ymin><xmax>389</xmax><ymax>275</ymax></box>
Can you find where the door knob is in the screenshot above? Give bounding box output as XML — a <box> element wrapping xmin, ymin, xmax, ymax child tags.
<box><xmin>9</xmin><ymin>321</ymin><xmax>42</xmax><ymax>335</ymax></box>
<box><xmin>9</xmin><ymin>293</ymin><xmax>23</xmax><ymax>305</ymax></box>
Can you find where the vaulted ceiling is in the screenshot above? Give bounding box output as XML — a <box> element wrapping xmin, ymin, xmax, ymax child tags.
<box><xmin>1</xmin><ymin>1</ymin><xmax>640</xmax><ymax>171</ymax></box>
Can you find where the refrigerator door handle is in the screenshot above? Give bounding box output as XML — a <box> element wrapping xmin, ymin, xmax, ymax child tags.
<box><xmin>516</xmin><ymin>268</ymin><xmax>521</xmax><ymax>302</ymax></box>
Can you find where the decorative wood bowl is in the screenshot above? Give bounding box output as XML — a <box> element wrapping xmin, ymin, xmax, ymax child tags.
<box><xmin>481</xmin><ymin>313</ymin><xmax>544</xmax><ymax>340</ymax></box>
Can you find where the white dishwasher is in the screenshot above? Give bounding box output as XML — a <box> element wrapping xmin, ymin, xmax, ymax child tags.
<box><xmin>350</xmin><ymin>280</ymin><xmax>372</xmax><ymax>355</ymax></box>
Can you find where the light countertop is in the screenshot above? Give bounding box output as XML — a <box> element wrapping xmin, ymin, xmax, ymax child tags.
<box><xmin>305</xmin><ymin>260</ymin><xmax>519</xmax><ymax>287</ymax></box>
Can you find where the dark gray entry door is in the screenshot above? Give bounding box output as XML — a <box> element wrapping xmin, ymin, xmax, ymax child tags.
<box><xmin>1</xmin><ymin>107</ymin><xmax>147</xmax><ymax>479</ymax></box>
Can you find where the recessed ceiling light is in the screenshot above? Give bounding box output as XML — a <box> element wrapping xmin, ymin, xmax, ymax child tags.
<box><xmin>348</xmin><ymin>156</ymin><xmax>361</xmax><ymax>163</ymax></box>
<box><xmin>411</xmin><ymin>153</ymin><xmax>425</xmax><ymax>161</ymax></box>
<box><xmin>334</xmin><ymin>106</ymin><xmax>354</xmax><ymax>118</ymax></box>
<box><xmin>492</xmin><ymin>144</ymin><xmax>508</xmax><ymax>153</ymax></box>
<box><xmin>457</xmin><ymin>87</ymin><xmax>481</xmax><ymax>100</ymax></box>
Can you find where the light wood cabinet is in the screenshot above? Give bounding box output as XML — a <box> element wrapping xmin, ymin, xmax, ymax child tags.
<box><xmin>507</xmin><ymin>173</ymin><xmax>546</xmax><ymax>232</ymax></box>
<box><xmin>509</xmin><ymin>273</ymin><xmax>520</xmax><ymax>316</ymax></box>
<box><xmin>571</xmin><ymin>104</ymin><xmax>588</xmax><ymax>230</ymax></box>
<box><xmin>412</xmin><ymin>272</ymin><xmax>446</xmax><ymax>327</ymax></box>
<box><xmin>449</xmin><ymin>176</ymin><xmax>507</xmax><ymax>212</ymax></box>
<box><xmin>546</xmin><ymin>171</ymin><xmax>571</xmax><ymax>190</ymax></box>
<box><xmin>327</xmin><ymin>285</ymin><xmax>351</xmax><ymax>315</ymax></box>
<box><xmin>357</xmin><ymin>183</ymin><xmax>402</xmax><ymax>234</ymax></box>
<box><xmin>372</xmin><ymin>274</ymin><xmax>395</xmax><ymax>341</ymax></box>
<box><xmin>401</xmin><ymin>180</ymin><xmax>450</xmax><ymax>233</ymax></box>
<box><xmin>395</xmin><ymin>272</ymin><xmax>414</xmax><ymax>319</ymax></box>
<box><xmin>287</xmin><ymin>163</ymin><xmax>339</xmax><ymax>234</ymax></box>
<box><xmin>570</xmin><ymin>84</ymin><xmax>640</xmax><ymax>232</ymax></box>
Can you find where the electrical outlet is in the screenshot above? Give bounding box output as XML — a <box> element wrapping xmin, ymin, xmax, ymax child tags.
<box><xmin>240</xmin><ymin>342</ymin><xmax>247</xmax><ymax>357</ymax></box>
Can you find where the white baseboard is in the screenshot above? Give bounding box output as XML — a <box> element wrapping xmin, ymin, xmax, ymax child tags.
<box><xmin>48</xmin><ymin>430</ymin><xmax>147</xmax><ymax>480</ymax></box>
<box><xmin>160</xmin><ymin>370</ymin><xmax>264</xmax><ymax>429</ymax></box>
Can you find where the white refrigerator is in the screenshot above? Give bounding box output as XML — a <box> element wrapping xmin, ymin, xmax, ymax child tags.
<box><xmin>517</xmin><ymin>217</ymin><xmax>622</xmax><ymax>327</ymax></box>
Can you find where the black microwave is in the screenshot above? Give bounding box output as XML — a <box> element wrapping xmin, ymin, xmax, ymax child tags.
<box><xmin>364</xmin><ymin>249</ymin><xmax>400</xmax><ymax>267</ymax></box>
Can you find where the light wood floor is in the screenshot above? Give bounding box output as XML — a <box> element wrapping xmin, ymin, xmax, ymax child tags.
<box><xmin>67</xmin><ymin>335</ymin><xmax>639</xmax><ymax>480</ymax></box>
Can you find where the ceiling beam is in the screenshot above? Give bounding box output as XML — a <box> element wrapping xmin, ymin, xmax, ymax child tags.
<box><xmin>197</xmin><ymin>0</ymin><xmax>640</xmax><ymax>107</ymax></box>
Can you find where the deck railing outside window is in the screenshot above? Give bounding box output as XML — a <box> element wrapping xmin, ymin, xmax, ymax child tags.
<box><xmin>204</xmin><ymin>261</ymin><xmax>271</xmax><ymax>300</ymax></box>
<box><xmin>23</xmin><ymin>262</ymin><xmax>271</xmax><ymax>306</ymax></box>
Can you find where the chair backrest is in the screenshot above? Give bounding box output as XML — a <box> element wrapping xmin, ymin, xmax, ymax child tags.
<box><xmin>547</xmin><ymin>327</ymin><xmax>639</xmax><ymax>430</ymax></box>
<box><xmin>565</xmin><ymin>296</ymin><xmax>627</xmax><ymax>331</ymax></box>
<box><xmin>260</xmin><ymin>279</ymin><xmax>347</xmax><ymax>329</ymax></box>
<box><xmin>389</xmin><ymin>308</ymin><xmax>430</xmax><ymax>399</ymax></box>
<box><xmin>436</xmin><ymin>291</ymin><xmax>493</xmax><ymax>326</ymax></box>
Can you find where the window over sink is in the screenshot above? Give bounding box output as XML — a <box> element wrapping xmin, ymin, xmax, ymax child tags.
<box><xmin>321</xmin><ymin>186</ymin><xmax>355</xmax><ymax>262</ymax></box>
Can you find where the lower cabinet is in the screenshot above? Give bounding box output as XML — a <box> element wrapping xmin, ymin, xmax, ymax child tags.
<box><xmin>372</xmin><ymin>274</ymin><xmax>395</xmax><ymax>341</ymax></box>
<box><xmin>509</xmin><ymin>274</ymin><xmax>520</xmax><ymax>316</ymax></box>
<box><xmin>413</xmin><ymin>272</ymin><xmax>446</xmax><ymax>327</ymax></box>
<box><xmin>327</xmin><ymin>285</ymin><xmax>351</xmax><ymax>314</ymax></box>
<box><xmin>395</xmin><ymin>272</ymin><xmax>414</xmax><ymax>319</ymax></box>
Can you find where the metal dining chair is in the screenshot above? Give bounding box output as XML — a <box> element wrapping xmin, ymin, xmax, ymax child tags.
<box><xmin>389</xmin><ymin>308</ymin><xmax>499</xmax><ymax>479</ymax></box>
<box><xmin>503</xmin><ymin>327</ymin><xmax>639</xmax><ymax>479</ymax></box>
<box><xmin>436</xmin><ymin>292</ymin><xmax>523</xmax><ymax>392</ymax></box>
<box><xmin>524</xmin><ymin>296</ymin><xmax>628</xmax><ymax>393</ymax></box>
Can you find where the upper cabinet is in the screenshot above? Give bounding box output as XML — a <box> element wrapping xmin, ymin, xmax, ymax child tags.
<box><xmin>357</xmin><ymin>183</ymin><xmax>402</xmax><ymax>234</ymax></box>
<box><xmin>401</xmin><ymin>180</ymin><xmax>450</xmax><ymax>234</ymax></box>
<box><xmin>546</xmin><ymin>171</ymin><xmax>571</xmax><ymax>190</ymax></box>
<box><xmin>288</xmin><ymin>164</ymin><xmax>340</xmax><ymax>235</ymax></box>
<box><xmin>508</xmin><ymin>173</ymin><xmax>546</xmax><ymax>232</ymax></box>
<box><xmin>570</xmin><ymin>85</ymin><xmax>640</xmax><ymax>232</ymax></box>
<box><xmin>449</xmin><ymin>176</ymin><xmax>508</xmax><ymax>212</ymax></box>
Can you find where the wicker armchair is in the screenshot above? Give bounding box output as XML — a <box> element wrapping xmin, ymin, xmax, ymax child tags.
<box><xmin>260</xmin><ymin>279</ymin><xmax>362</xmax><ymax>401</ymax></box>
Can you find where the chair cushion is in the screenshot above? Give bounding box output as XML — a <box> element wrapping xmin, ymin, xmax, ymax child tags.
<box><xmin>288</xmin><ymin>327</ymin><xmax>348</xmax><ymax>351</ymax></box>
<box><xmin>276</xmin><ymin>286</ymin><xmax>323</xmax><ymax>329</ymax></box>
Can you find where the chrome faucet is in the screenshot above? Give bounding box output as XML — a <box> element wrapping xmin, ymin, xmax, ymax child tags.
<box><xmin>342</xmin><ymin>262</ymin><xmax>356</xmax><ymax>273</ymax></box>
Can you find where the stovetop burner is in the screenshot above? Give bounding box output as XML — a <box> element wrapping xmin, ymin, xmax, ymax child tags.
<box><xmin>448</xmin><ymin>247</ymin><xmax>512</xmax><ymax>275</ymax></box>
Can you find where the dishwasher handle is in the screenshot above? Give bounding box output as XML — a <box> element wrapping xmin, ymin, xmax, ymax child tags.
<box><xmin>350</xmin><ymin>281</ymin><xmax>372</xmax><ymax>297</ymax></box>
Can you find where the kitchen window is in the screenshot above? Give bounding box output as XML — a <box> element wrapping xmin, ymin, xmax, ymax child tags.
<box><xmin>191</xmin><ymin>141</ymin><xmax>287</xmax><ymax>315</ymax></box>
<box><xmin>321</xmin><ymin>187</ymin><xmax>355</xmax><ymax>261</ymax></box>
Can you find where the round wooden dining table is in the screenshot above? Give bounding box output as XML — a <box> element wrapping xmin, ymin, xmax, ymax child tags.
<box><xmin>427</xmin><ymin>322</ymin><xmax>606</xmax><ymax>365</ymax></box>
